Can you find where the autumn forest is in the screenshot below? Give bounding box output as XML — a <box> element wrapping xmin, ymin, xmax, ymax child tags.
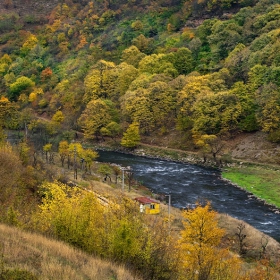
<box><xmin>1</xmin><ymin>0</ymin><xmax>280</xmax><ymax>279</ymax></box>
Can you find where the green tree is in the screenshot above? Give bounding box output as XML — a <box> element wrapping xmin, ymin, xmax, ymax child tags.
<box><xmin>132</xmin><ymin>34</ymin><xmax>154</xmax><ymax>54</ymax></box>
<box><xmin>9</xmin><ymin>76</ymin><xmax>35</xmax><ymax>101</ymax></box>
<box><xmin>224</xmin><ymin>43</ymin><xmax>250</xmax><ymax>82</ymax></box>
<box><xmin>138</xmin><ymin>54</ymin><xmax>178</xmax><ymax>77</ymax></box>
<box><xmin>196</xmin><ymin>19</ymin><xmax>219</xmax><ymax>43</ymax></box>
<box><xmin>208</xmin><ymin>20</ymin><xmax>242</xmax><ymax>62</ymax></box>
<box><xmin>100</xmin><ymin>121</ymin><xmax>121</xmax><ymax>141</ymax></box>
<box><xmin>98</xmin><ymin>164</ymin><xmax>112</xmax><ymax>182</ymax></box>
<box><xmin>169</xmin><ymin>47</ymin><xmax>195</xmax><ymax>75</ymax></box>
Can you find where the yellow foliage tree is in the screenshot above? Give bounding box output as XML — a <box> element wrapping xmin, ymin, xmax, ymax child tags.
<box><xmin>43</xmin><ymin>143</ymin><xmax>53</xmax><ymax>163</ymax></box>
<box><xmin>116</xmin><ymin>62</ymin><xmax>139</xmax><ymax>96</ymax></box>
<box><xmin>58</xmin><ymin>140</ymin><xmax>69</xmax><ymax>167</ymax></box>
<box><xmin>192</xmin><ymin>91</ymin><xmax>242</xmax><ymax>135</ymax></box>
<box><xmin>179</xmin><ymin>202</ymin><xmax>242</xmax><ymax>280</ymax></box>
<box><xmin>83</xmin><ymin>60</ymin><xmax>116</xmax><ymax>102</ymax></box>
<box><xmin>28</xmin><ymin>92</ymin><xmax>37</xmax><ymax>103</ymax></box>
<box><xmin>82</xmin><ymin>149</ymin><xmax>98</xmax><ymax>174</ymax></box>
<box><xmin>52</xmin><ymin>110</ymin><xmax>64</xmax><ymax>124</ymax></box>
<box><xmin>193</xmin><ymin>134</ymin><xmax>225</xmax><ymax>162</ymax></box>
<box><xmin>21</xmin><ymin>33</ymin><xmax>38</xmax><ymax>55</ymax></box>
<box><xmin>33</xmin><ymin>182</ymin><xmax>122</xmax><ymax>256</ymax></box>
<box><xmin>78</xmin><ymin>99</ymin><xmax>115</xmax><ymax>139</ymax></box>
<box><xmin>121</xmin><ymin>45</ymin><xmax>146</xmax><ymax>67</ymax></box>
<box><xmin>0</xmin><ymin>96</ymin><xmax>19</xmax><ymax>128</ymax></box>
<box><xmin>121</xmin><ymin>122</ymin><xmax>141</xmax><ymax>148</ymax></box>
<box><xmin>0</xmin><ymin>54</ymin><xmax>12</xmax><ymax>64</ymax></box>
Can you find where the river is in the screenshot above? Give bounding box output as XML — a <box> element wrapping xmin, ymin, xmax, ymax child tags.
<box><xmin>97</xmin><ymin>150</ymin><xmax>280</xmax><ymax>242</ymax></box>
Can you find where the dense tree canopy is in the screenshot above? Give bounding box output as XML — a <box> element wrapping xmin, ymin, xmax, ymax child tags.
<box><xmin>0</xmin><ymin>0</ymin><xmax>280</xmax><ymax>155</ymax></box>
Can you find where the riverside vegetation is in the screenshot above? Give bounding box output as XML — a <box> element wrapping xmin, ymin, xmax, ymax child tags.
<box><xmin>1</xmin><ymin>0</ymin><xmax>280</xmax><ymax>278</ymax></box>
<box><xmin>1</xmin><ymin>138</ymin><xmax>280</xmax><ymax>280</ymax></box>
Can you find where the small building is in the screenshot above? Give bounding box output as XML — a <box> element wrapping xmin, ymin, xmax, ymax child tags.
<box><xmin>135</xmin><ymin>197</ymin><xmax>160</xmax><ymax>214</ymax></box>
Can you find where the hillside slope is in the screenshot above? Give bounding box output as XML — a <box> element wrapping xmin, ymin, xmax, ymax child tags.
<box><xmin>228</xmin><ymin>132</ymin><xmax>280</xmax><ymax>165</ymax></box>
<box><xmin>0</xmin><ymin>223</ymin><xmax>141</xmax><ymax>280</ymax></box>
<box><xmin>0</xmin><ymin>0</ymin><xmax>59</xmax><ymax>16</ymax></box>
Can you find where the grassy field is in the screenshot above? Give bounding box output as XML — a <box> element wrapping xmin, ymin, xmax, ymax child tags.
<box><xmin>0</xmin><ymin>224</ymin><xmax>141</xmax><ymax>280</ymax></box>
<box><xmin>222</xmin><ymin>165</ymin><xmax>280</xmax><ymax>209</ymax></box>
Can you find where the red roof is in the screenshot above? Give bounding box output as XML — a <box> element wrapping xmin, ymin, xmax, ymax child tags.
<box><xmin>135</xmin><ymin>197</ymin><xmax>158</xmax><ymax>204</ymax></box>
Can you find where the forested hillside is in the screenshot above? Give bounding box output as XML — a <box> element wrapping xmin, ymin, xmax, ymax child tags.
<box><xmin>1</xmin><ymin>0</ymin><xmax>280</xmax><ymax>156</ymax></box>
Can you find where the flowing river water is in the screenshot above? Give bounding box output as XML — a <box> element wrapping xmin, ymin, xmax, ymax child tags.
<box><xmin>97</xmin><ymin>150</ymin><xmax>280</xmax><ymax>242</ymax></box>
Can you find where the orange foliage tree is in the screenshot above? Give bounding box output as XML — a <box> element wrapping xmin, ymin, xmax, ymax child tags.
<box><xmin>41</xmin><ymin>67</ymin><xmax>53</xmax><ymax>81</ymax></box>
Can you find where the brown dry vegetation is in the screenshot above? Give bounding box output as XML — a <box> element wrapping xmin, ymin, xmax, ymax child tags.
<box><xmin>218</xmin><ymin>214</ymin><xmax>280</xmax><ymax>262</ymax></box>
<box><xmin>0</xmin><ymin>0</ymin><xmax>59</xmax><ymax>16</ymax></box>
<box><xmin>0</xmin><ymin>223</ymin><xmax>141</xmax><ymax>280</ymax></box>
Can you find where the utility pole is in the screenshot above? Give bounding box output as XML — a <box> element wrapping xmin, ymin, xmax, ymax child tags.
<box><xmin>121</xmin><ymin>167</ymin><xmax>125</xmax><ymax>191</ymax></box>
<box><xmin>121</xmin><ymin>166</ymin><xmax>131</xmax><ymax>191</ymax></box>
<box><xmin>165</xmin><ymin>194</ymin><xmax>171</xmax><ymax>234</ymax></box>
<box><xmin>74</xmin><ymin>145</ymin><xmax>77</xmax><ymax>180</ymax></box>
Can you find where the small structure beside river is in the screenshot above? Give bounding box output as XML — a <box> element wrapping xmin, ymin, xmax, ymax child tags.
<box><xmin>135</xmin><ymin>197</ymin><xmax>160</xmax><ymax>214</ymax></box>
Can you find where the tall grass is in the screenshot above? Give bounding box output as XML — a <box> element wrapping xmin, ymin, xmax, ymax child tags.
<box><xmin>0</xmin><ymin>224</ymin><xmax>141</xmax><ymax>280</ymax></box>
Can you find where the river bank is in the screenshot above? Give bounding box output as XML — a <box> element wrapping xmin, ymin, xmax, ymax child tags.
<box><xmin>91</xmin><ymin>140</ymin><xmax>280</xmax><ymax>213</ymax></box>
<box><xmin>222</xmin><ymin>167</ymin><xmax>280</xmax><ymax>212</ymax></box>
<box><xmin>95</xmin><ymin>147</ymin><xmax>280</xmax><ymax>248</ymax></box>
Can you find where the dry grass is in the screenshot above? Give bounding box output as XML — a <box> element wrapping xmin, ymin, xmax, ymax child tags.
<box><xmin>218</xmin><ymin>214</ymin><xmax>280</xmax><ymax>262</ymax></box>
<box><xmin>0</xmin><ymin>224</ymin><xmax>142</xmax><ymax>280</ymax></box>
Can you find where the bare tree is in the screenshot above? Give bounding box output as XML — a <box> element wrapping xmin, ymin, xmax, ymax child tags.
<box><xmin>259</xmin><ymin>234</ymin><xmax>269</xmax><ymax>260</ymax></box>
<box><xmin>236</xmin><ymin>223</ymin><xmax>247</xmax><ymax>255</ymax></box>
